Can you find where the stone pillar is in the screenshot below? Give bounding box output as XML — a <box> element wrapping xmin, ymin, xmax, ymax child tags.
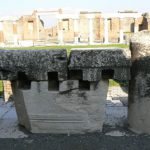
<box><xmin>13</xmin><ymin>35</ymin><xmax>18</xmax><ymax>46</ymax></box>
<box><xmin>119</xmin><ymin>18</ymin><xmax>124</xmax><ymax>44</ymax></box>
<box><xmin>134</xmin><ymin>18</ymin><xmax>139</xmax><ymax>33</ymax></box>
<box><xmin>57</xmin><ymin>19</ymin><xmax>64</xmax><ymax>45</ymax></box>
<box><xmin>104</xmin><ymin>18</ymin><xmax>109</xmax><ymax>44</ymax></box>
<box><xmin>147</xmin><ymin>18</ymin><xmax>150</xmax><ymax>30</ymax></box>
<box><xmin>88</xmin><ymin>17</ymin><xmax>94</xmax><ymax>45</ymax></box>
<box><xmin>0</xmin><ymin>22</ymin><xmax>4</xmax><ymax>43</ymax></box>
<box><xmin>74</xmin><ymin>19</ymin><xmax>79</xmax><ymax>44</ymax></box>
<box><xmin>13</xmin><ymin>22</ymin><xmax>18</xmax><ymax>46</ymax></box>
<box><xmin>0</xmin><ymin>22</ymin><xmax>3</xmax><ymax>31</ymax></box>
<box><xmin>128</xmin><ymin>31</ymin><xmax>150</xmax><ymax>134</ymax></box>
<box><xmin>36</xmin><ymin>13</ymin><xmax>40</xmax><ymax>40</ymax></box>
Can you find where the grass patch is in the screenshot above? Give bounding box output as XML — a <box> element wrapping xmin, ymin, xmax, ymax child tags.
<box><xmin>0</xmin><ymin>81</ymin><xmax>3</xmax><ymax>96</ymax></box>
<box><xmin>109</xmin><ymin>79</ymin><xmax>128</xmax><ymax>87</ymax></box>
<box><xmin>1</xmin><ymin>44</ymin><xmax>129</xmax><ymax>56</ymax></box>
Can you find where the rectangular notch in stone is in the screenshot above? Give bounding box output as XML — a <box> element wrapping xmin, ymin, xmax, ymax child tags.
<box><xmin>69</xmin><ymin>70</ymin><xmax>83</xmax><ymax>80</ymax></box>
<box><xmin>79</xmin><ymin>80</ymin><xmax>90</xmax><ymax>91</ymax></box>
<box><xmin>48</xmin><ymin>72</ymin><xmax>59</xmax><ymax>91</ymax></box>
<box><xmin>102</xmin><ymin>69</ymin><xmax>114</xmax><ymax>79</ymax></box>
<box><xmin>17</xmin><ymin>72</ymin><xmax>31</xmax><ymax>90</ymax></box>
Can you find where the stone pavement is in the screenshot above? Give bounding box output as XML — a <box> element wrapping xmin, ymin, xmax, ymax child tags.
<box><xmin>0</xmin><ymin>99</ymin><xmax>27</xmax><ymax>138</ymax></box>
<box><xmin>0</xmin><ymin>85</ymin><xmax>128</xmax><ymax>138</ymax></box>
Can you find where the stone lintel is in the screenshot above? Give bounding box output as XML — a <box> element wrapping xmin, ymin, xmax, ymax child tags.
<box><xmin>69</xmin><ymin>48</ymin><xmax>131</xmax><ymax>81</ymax></box>
<box><xmin>0</xmin><ymin>49</ymin><xmax>68</xmax><ymax>81</ymax></box>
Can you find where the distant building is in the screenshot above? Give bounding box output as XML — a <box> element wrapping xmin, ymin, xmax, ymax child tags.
<box><xmin>0</xmin><ymin>9</ymin><xmax>150</xmax><ymax>46</ymax></box>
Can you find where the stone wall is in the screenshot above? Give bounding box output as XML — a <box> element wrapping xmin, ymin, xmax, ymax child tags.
<box><xmin>128</xmin><ymin>31</ymin><xmax>150</xmax><ymax>134</ymax></box>
<box><xmin>0</xmin><ymin>48</ymin><xmax>131</xmax><ymax>133</ymax></box>
<box><xmin>1</xmin><ymin>31</ymin><xmax>150</xmax><ymax>134</ymax></box>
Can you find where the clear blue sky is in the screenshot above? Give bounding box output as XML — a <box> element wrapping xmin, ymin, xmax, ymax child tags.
<box><xmin>0</xmin><ymin>0</ymin><xmax>150</xmax><ymax>15</ymax></box>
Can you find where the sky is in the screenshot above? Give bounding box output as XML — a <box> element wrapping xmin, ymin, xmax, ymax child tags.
<box><xmin>0</xmin><ymin>0</ymin><xmax>150</xmax><ymax>16</ymax></box>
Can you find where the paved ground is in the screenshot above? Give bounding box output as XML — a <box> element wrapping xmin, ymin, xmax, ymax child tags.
<box><xmin>0</xmin><ymin>86</ymin><xmax>150</xmax><ymax>150</ymax></box>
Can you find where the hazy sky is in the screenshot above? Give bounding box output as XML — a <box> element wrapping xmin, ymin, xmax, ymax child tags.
<box><xmin>0</xmin><ymin>0</ymin><xmax>150</xmax><ymax>15</ymax></box>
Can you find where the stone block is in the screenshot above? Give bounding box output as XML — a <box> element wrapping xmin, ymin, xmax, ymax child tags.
<box><xmin>69</xmin><ymin>48</ymin><xmax>131</xmax><ymax>81</ymax></box>
<box><xmin>0</xmin><ymin>47</ymin><xmax>133</xmax><ymax>134</ymax></box>
<box><xmin>0</xmin><ymin>49</ymin><xmax>67</xmax><ymax>81</ymax></box>
<box><xmin>12</xmin><ymin>80</ymin><xmax>108</xmax><ymax>133</ymax></box>
<box><xmin>83</xmin><ymin>68</ymin><xmax>102</xmax><ymax>81</ymax></box>
<box><xmin>114</xmin><ymin>68</ymin><xmax>130</xmax><ymax>81</ymax></box>
<box><xmin>128</xmin><ymin>30</ymin><xmax>150</xmax><ymax>134</ymax></box>
<box><xmin>59</xmin><ymin>80</ymin><xmax>79</xmax><ymax>93</ymax></box>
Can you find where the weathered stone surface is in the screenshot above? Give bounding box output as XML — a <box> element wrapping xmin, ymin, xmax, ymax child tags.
<box><xmin>12</xmin><ymin>82</ymin><xmax>31</xmax><ymax>131</ymax></box>
<box><xmin>69</xmin><ymin>48</ymin><xmax>131</xmax><ymax>81</ymax></box>
<box><xmin>12</xmin><ymin>80</ymin><xmax>108</xmax><ymax>133</ymax></box>
<box><xmin>69</xmin><ymin>48</ymin><xmax>131</xmax><ymax>68</ymax></box>
<box><xmin>82</xmin><ymin>68</ymin><xmax>102</xmax><ymax>81</ymax></box>
<box><xmin>130</xmin><ymin>30</ymin><xmax>150</xmax><ymax>60</ymax></box>
<box><xmin>114</xmin><ymin>68</ymin><xmax>130</xmax><ymax>81</ymax></box>
<box><xmin>59</xmin><ymin>80</ymin><xmax>78</xmax><ymax>93</ymax></box>
<box><xmin>0</xmin><ymin>47</ymin><xmax>133</xmax><ymax>134</ymax></box>
<box><xmin>0</xmin><ymin>49</ymin><xmax>67</xmax><ymax>81</ymax></box>
<box><xmin>128</xmin><ymin>30</ymin><xmax>150</xmax><ymax>134</ymax></box>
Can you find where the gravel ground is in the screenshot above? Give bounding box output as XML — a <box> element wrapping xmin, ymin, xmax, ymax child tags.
<box><xmin>0</xmin><ymin>126</ymin><xmax>150</xmax><ymax>150</ymax></box>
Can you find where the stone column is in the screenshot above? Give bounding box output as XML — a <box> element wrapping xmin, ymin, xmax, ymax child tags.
<box><xmin>128</xmin><ymin>31</ymin><xmax>150</xmax><ymax>134</ymax></box>
<box><xmin>104</xmin><ymin>18</ymin><xmax>109</xmax><ymax>44</ymax></box>
<box><xmin>74</xmin><ymin>19</ymin><xmax>79</xmax><ymax>44</ymax></box>
<box><xmin>57</xmin><ymin>19</ymin><xmax>64</xmax><ymax>45</ymax></box>
<box><xmin>36</xmin><ymin>13</ymin><xmax>40</xmax><ymax>40</ymax></box>
<box><xmin>134</xmin><ymin>18</ymin><xmax>139</xmax><ymax>33</ymax></box>
<box><xmin>88</xmin><ymin>17</ymin><xmax>94</xmax><ymax>45</ymax></box>
<box><xmin>147</xmin><ymin>18</ymin><xmax>150</xmax><ymax>30</ymax></box>
<box><xmin>0</xmin><ymin>22</ymin><xmax>3</xmax><ymax>31</ymax></box>
<box><xmin>0</xmin><ymin>22</ymin><xmax>4</xmax><ymax>43</ymax></box>
<box><xmin>119</xmin><ymin>18</ymin><xmax>124</xmax><ymax>44</ymax></box>
<box><xmin>13</xmin><ymin>22</ymin><xmax>18</xmax><ymax>46</ymax></box>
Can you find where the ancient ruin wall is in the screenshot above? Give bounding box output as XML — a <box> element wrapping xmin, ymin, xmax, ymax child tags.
<box><xmin>0</xmin><ymin>48</ymin><xmax>131</xmax><ymax>133</ymax></box>
<box><xmin>128</xmin><ymin>30</ymin><xmax>150</xmax><ymax>134</ymax></box>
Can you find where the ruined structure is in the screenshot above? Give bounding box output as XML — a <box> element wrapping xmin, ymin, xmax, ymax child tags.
<box><xmin>128</xmin><ymin>31</ymin><xmax>150</xmax><ymax>134</ymax></box>
<box><xmin>0</xmin><ymin>48</ymin><xmax>131</xmax><ymax>133</ymax></box>
<box><xmin>0</xmin><ymin>9</ymin><xmax>150</xmax><ymax>46</ymax></box>
<box><xmin>0</xmin><ymin>31</ymin><xmax>150</xmax><ymax>134</ymax></box>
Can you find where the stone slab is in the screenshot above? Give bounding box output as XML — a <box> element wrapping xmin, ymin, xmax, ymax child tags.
<box><xmin>69</xmin><ymin>48</ymin><xmax>131</xmax><ymax>81</ymax></box>
<box><xmin>69</xmin><ymin>48</ymin><xmax>131</xmax><ymax>68</ymax></box>
<box><xmin>0</xmin><ymin>49</ymin><xmax>67</xmax><ymax>81</ymax></box>
<box><xmin>13</xmin><ymin>80</ymin><xmax>108</xmax><ymax>133</ymax></box>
